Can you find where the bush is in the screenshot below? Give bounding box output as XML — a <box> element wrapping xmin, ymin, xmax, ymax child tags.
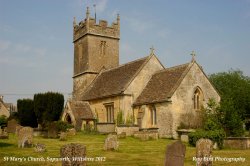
<box><xmin>54</xmin><ymin>121</ymin><xmax>73</xmax><ymax>132</ymax></box>
<box><xmin>116</xmin><ymin>111</ymin><xmax>124</xmax><ymax>125</ymax></box>
<box><xmin>34</xmin><ymin>92</ymin><xmax>64</xmax><ymax>127</ymax></box>
<box><xmin>17</xmin><ymin>99</ymin><xmax>38</xmax><ymax>127</ymax></box>
<box><xmin>188</xmin><ymin>129</ymin><xmax>226</xmax><ymax>149</ymax></box>
<box><xmin>0</xmin><ymin>115</ymin><xmax>7</xmax><ymax>128</ymax></box>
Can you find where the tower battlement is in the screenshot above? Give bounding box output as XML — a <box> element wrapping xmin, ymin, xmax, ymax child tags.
<box><xmin>73</xmin><ymin>7</ymin><xmax>120</xmax><ymax>42</ymax></box>
<box><xmin>72</xmin><ymin>7</ymin><xmax>120</xmax><ymax>99</ymax></box>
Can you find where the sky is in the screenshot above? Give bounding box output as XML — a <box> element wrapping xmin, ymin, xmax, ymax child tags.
<box><xmin>0</xmin><ymin>0</ymin><xmax>250</xmax><ymax>104</ymax></box>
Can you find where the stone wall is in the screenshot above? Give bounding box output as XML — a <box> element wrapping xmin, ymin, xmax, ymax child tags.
<box><xmin>0</xmin><ymin>102</ymin><xmax>10</xmax><ymax>118</ymax></box>
<box><xmin>134</xmin><ymin>62</ymin><xmax>220</xmax><ymax>139</ymax></box>
<box><xmin>96</xmin><ymin>123</ymin><xmax>115</xmax><ymax>133</ymax></box>
<box><xmin>134</xmin><ymin>130</ymin><xmax>159</xmax><ymax>140</ymax></box>
<box><xmin>116</xmin><ymin>126</ymin><xmax>139</xmax><ymax>136</ymax></box>
<box><xmin>73</xmin><ymin>73</ymin><xmax>98</xmax><ymax>99</ymax></box>
<box><xmin>224</xmin><ymin>137</ymin><xmax>250</xmax><ymax>149</ymax></box>
<box><xmin>157</xmin><ymin>62</ymin><xmax>220</xmax><ymax>139</ymax></box>
<box><xmin>125</xmin><ymin>55</ymin><xmax>164</xmax><ymax>100</ymax></box>
<box><xmin>61</xmin><ymin>102</ymin><xmax>77</xmax><ymax>126</ymax></box>
<box><xmin>89</xmin><ymin>96</ymin><xmax>121</xmax><ymax>123</ymax></box>
<box><xmin>170</xmin><ymin>62</ymin><xmax>220</xmax><ymax>132</ymax></box>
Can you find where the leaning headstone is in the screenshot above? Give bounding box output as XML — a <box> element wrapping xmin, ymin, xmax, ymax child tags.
<box><xmin>48</xmin><ymin>123</ymin><xmax>58</xmax><ymax>138</ymax></box>
<box><xmin>103</xmin><ymin>134</ymin><xmax>119</xmax><ymax>151</ymax></box>
<box><xmin>60</xmin><ymin>143</ymin><xmax>86</xmax><ymax>166</ymax></box>
<box><xmin>34</xmin><ymin>143</ymin><xmax>46</xmax><ymax>153</ymax></box>
<box><xmin>7</xmin><ymin>119</ymin><xmax>18</xmax><ymax>133</ymax></box>
<box><xmin>18</xmin><ymin>127</ymin><xmax>33</xmax><ymax>148</ymax></box>
<box><xmin>196</xmin><ymin>138</ymin><xmax>213</xmax><ymax>166</ymax></box>
<box><xmin>164</xmin><ymin>141</ymin><xmax>186</xmax><ymax>166</ymax></box>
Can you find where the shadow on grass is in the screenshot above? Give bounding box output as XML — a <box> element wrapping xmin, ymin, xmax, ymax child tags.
<box><xmin>0</xmin><ymin>142</ymin><xmax>14</xmax><ymax>148</ymax></box>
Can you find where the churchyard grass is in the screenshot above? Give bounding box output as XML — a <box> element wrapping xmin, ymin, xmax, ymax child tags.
<box><xmin>0</xmin><ymin>132</ymin><xmax>250</xmax><ymax>166</ymax></box>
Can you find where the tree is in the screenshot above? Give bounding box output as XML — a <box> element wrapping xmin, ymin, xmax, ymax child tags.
<box><xmin>33</xmin><ymin>92</ymin><xmax>64</xmax><ymax>127</ymax></box>
<box><xmin>0</xmin><ymin>115</ymin><xmax>7</xmax><ymax>128</ymax></box>
<box><xmin>188</xmin><ymin>99</ymin><xmax>226</xmax><ymax>149</ymax></box>
<box><xmin>17</xmin><ymin>99</ymin><xmax>38</xmax><ymax>127</ymax></box>
<box><xmin>209</xmin><ymin>69</ymin><xmax>250</xmax><ymax>136</ymax></box>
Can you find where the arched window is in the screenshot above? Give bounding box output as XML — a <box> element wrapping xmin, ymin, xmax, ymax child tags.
<box><xmin>193</xmin><ymin>87</ymin><xmax>203</xmax><ymax>110</ymax></box>
<box><xmin>150</xmin><ymin>105</ymin><xmax>157</xmax><ymax>126</ymax></box>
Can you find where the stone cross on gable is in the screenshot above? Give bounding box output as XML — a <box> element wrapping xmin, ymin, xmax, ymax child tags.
<box><xmin>191</xmin><ymin>50</ymin><xmax>196</xmax><ymax>61</ymax></box>
<box><xmin>150</xmin><ymin>46</ymin><xmax>155</xmax><ymax>55</ymax></box>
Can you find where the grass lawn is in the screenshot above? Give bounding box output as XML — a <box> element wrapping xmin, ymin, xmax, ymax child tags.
<box><xmin>0</xmin><ymin>133</ymin><xmax>250</xmax><ymax>166</ymax></box>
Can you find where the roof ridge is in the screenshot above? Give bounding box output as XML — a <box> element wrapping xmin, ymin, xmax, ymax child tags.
<box><xmin>101</xmin><ymin>56</ymin><xmax>149</xmax><ymax>73</ymax></box>
<box><xmin>165</xmin><ymin>62</ymin><xmax>191</xmax><ymax>70</ymax></box>
<box><xmin>122</xmin><ymin>54</ymin><xmax>155</xmax><ymax>92</ymax></box>
<box><xmin>153</xmin><ymin>62</ymin><xmax>191</xmax><ymax>74</ymax></box>
<box><xmin>167</xmin><ymin>62</ymin><xmax>194</xmax><ymax>97</ymax></box>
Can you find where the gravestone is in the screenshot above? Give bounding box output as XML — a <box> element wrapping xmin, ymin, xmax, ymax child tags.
<box><xmin>16</xmin><ymin>125</ymin><xmax>23</xmax><ymax>135</ymax></box>
<box><xmin>7</xmin><ymin>119</ymin><xmax>18</xmax><ymax>133</ymax></box>
<box><xmin>164</xmin><ymin>141</ymin><xmax>186</xmax><ymax>166</ymax></box>
<box><xmin>60</xmin><ymin>143</ymin><xmax>86</xmax><ymax>166</ymax></box>
<box><xmin>18</xmin><ymin>127</ymin><xmax>33</xmax><ymax>148</ymax></box>
<box><xmin>118</xmin><ymin>132</ymin><xmax>126</xmax><ymax>139</ymax></box>
<box><xmin>34</xmin><ymin>143</ymin><xmax>46</xmax><ymax>153</ymax></box>
<box><xmin>67</xmin><ymin>128</ymin><xmax>76</xmax><ymax>136</ymax></box>
<box><xmin>196</xmin><ymin>138</ymin><xmax>213</xmax><ymax>166</ymax></box>
<box><xmin>59</xmin><ymin>132</ymin><xmax>67</xmax><ymax>141</ymax></box>
<box><xmin>103</xmin><ymin>134</ymin><xmax>119</xmax><ymax>151</ymax></box>
<box><xmin>48</xmin><ymin>123</ymin><xmax>58</xmax><ymax>138</ymax></box>
<box><xmin>0</xmin><ymin>128</ymin><xmax>9</xmax><ymax>139</ymax></box>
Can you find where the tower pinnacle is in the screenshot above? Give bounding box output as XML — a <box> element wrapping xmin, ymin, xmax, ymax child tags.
<box><xmin>86</xmin><ymin>6</ymin><xmax>90</xmax><ymax>19</ymax></box>
<box><xmin>73</xmin><ymin>17</ymin><xmax>76</xmax><ymax>27</ymax></box>
<box><xmin>117</xmin><ymin>14</ymin><xmax>120</xmax><ymax>24</ymax></box>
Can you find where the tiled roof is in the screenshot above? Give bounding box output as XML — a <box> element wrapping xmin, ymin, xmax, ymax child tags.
<box><xmin>134</xmin><ymin>63</ymin><xmax>191</xmax><ymax>105</ymax></box>
<box><xmin>69</xmin><ymin>100</ymin><xmax>94</xmax><ymax>120</ymax></box>
<box><xmin>81</xmin><ymin>56</ymin><xmax>149</xmax><ymax>100</ymax></box>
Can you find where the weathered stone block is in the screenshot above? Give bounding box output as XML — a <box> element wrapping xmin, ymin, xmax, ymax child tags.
<box><xmin>60</xmin><ymin>143</ymin><xmax>86</xmax><ymax>166</ymax></box>
<box><xmin>59</xmin><ymin>132</ymin><xmax>67</xmax><ymax>141</ymax></box>
<box><xmin>196</xmin><ymin>138</ymin><xmax>213</xmax><ymax>166</ymax></box>
<box><xmin>48</xmin><ymin>123</ymin><xmax>58</xmax><ymax>138</ymax></box>
<box><xmin>104</xmin><ymin>134</ymin><xmax>119</xmax><ymax>150</ymax></box>
<box><xmin>18</xmin><ymin>127</ymin><xmax>33</xmax><ymax>148</ymax></box>
<box><xmin>224</xmin><ymin>137</ymin><xmax>250</xmax><ymax>149</ymax></box>
<box><xmin>0</xmin><ymin>129</ymin><xmax>8</xmax><ymax>139</ymax></box>
<box><xmin>7</xmin><ymin>119</ymin><xmax>18</xmax><ymax>133</ymax></box>
<box><xmin>164</xmin><ymin>141</ymin><xmax>186</xmax><ymax>166</ymax></box>
<box><xmin>67</xmin><ymin>128</ymin><xmax>76</xmax><ymax>136</ymax></box>
<box><xmin>34</xmin><ymin>143</ymin><xmax>46</xmax><ymax>153</ymax></box>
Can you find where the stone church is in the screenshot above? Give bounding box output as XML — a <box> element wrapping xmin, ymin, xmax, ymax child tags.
<box><xmin>61</xmin><ymin>8</ymin><xmax>220</xmax><ymax>138</ymax></box>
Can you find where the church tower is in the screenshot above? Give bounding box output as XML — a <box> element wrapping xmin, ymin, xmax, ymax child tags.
<box><xmin>72</xmin><ymin>7</ymin><xmax>120</xmax><ymax>99</ymax></box>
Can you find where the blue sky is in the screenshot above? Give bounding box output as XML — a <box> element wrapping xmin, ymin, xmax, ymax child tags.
<box><xmin>1</xmin><ymin>0</ymin><xmax>250</xmax><ymax>104</ymax></box>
